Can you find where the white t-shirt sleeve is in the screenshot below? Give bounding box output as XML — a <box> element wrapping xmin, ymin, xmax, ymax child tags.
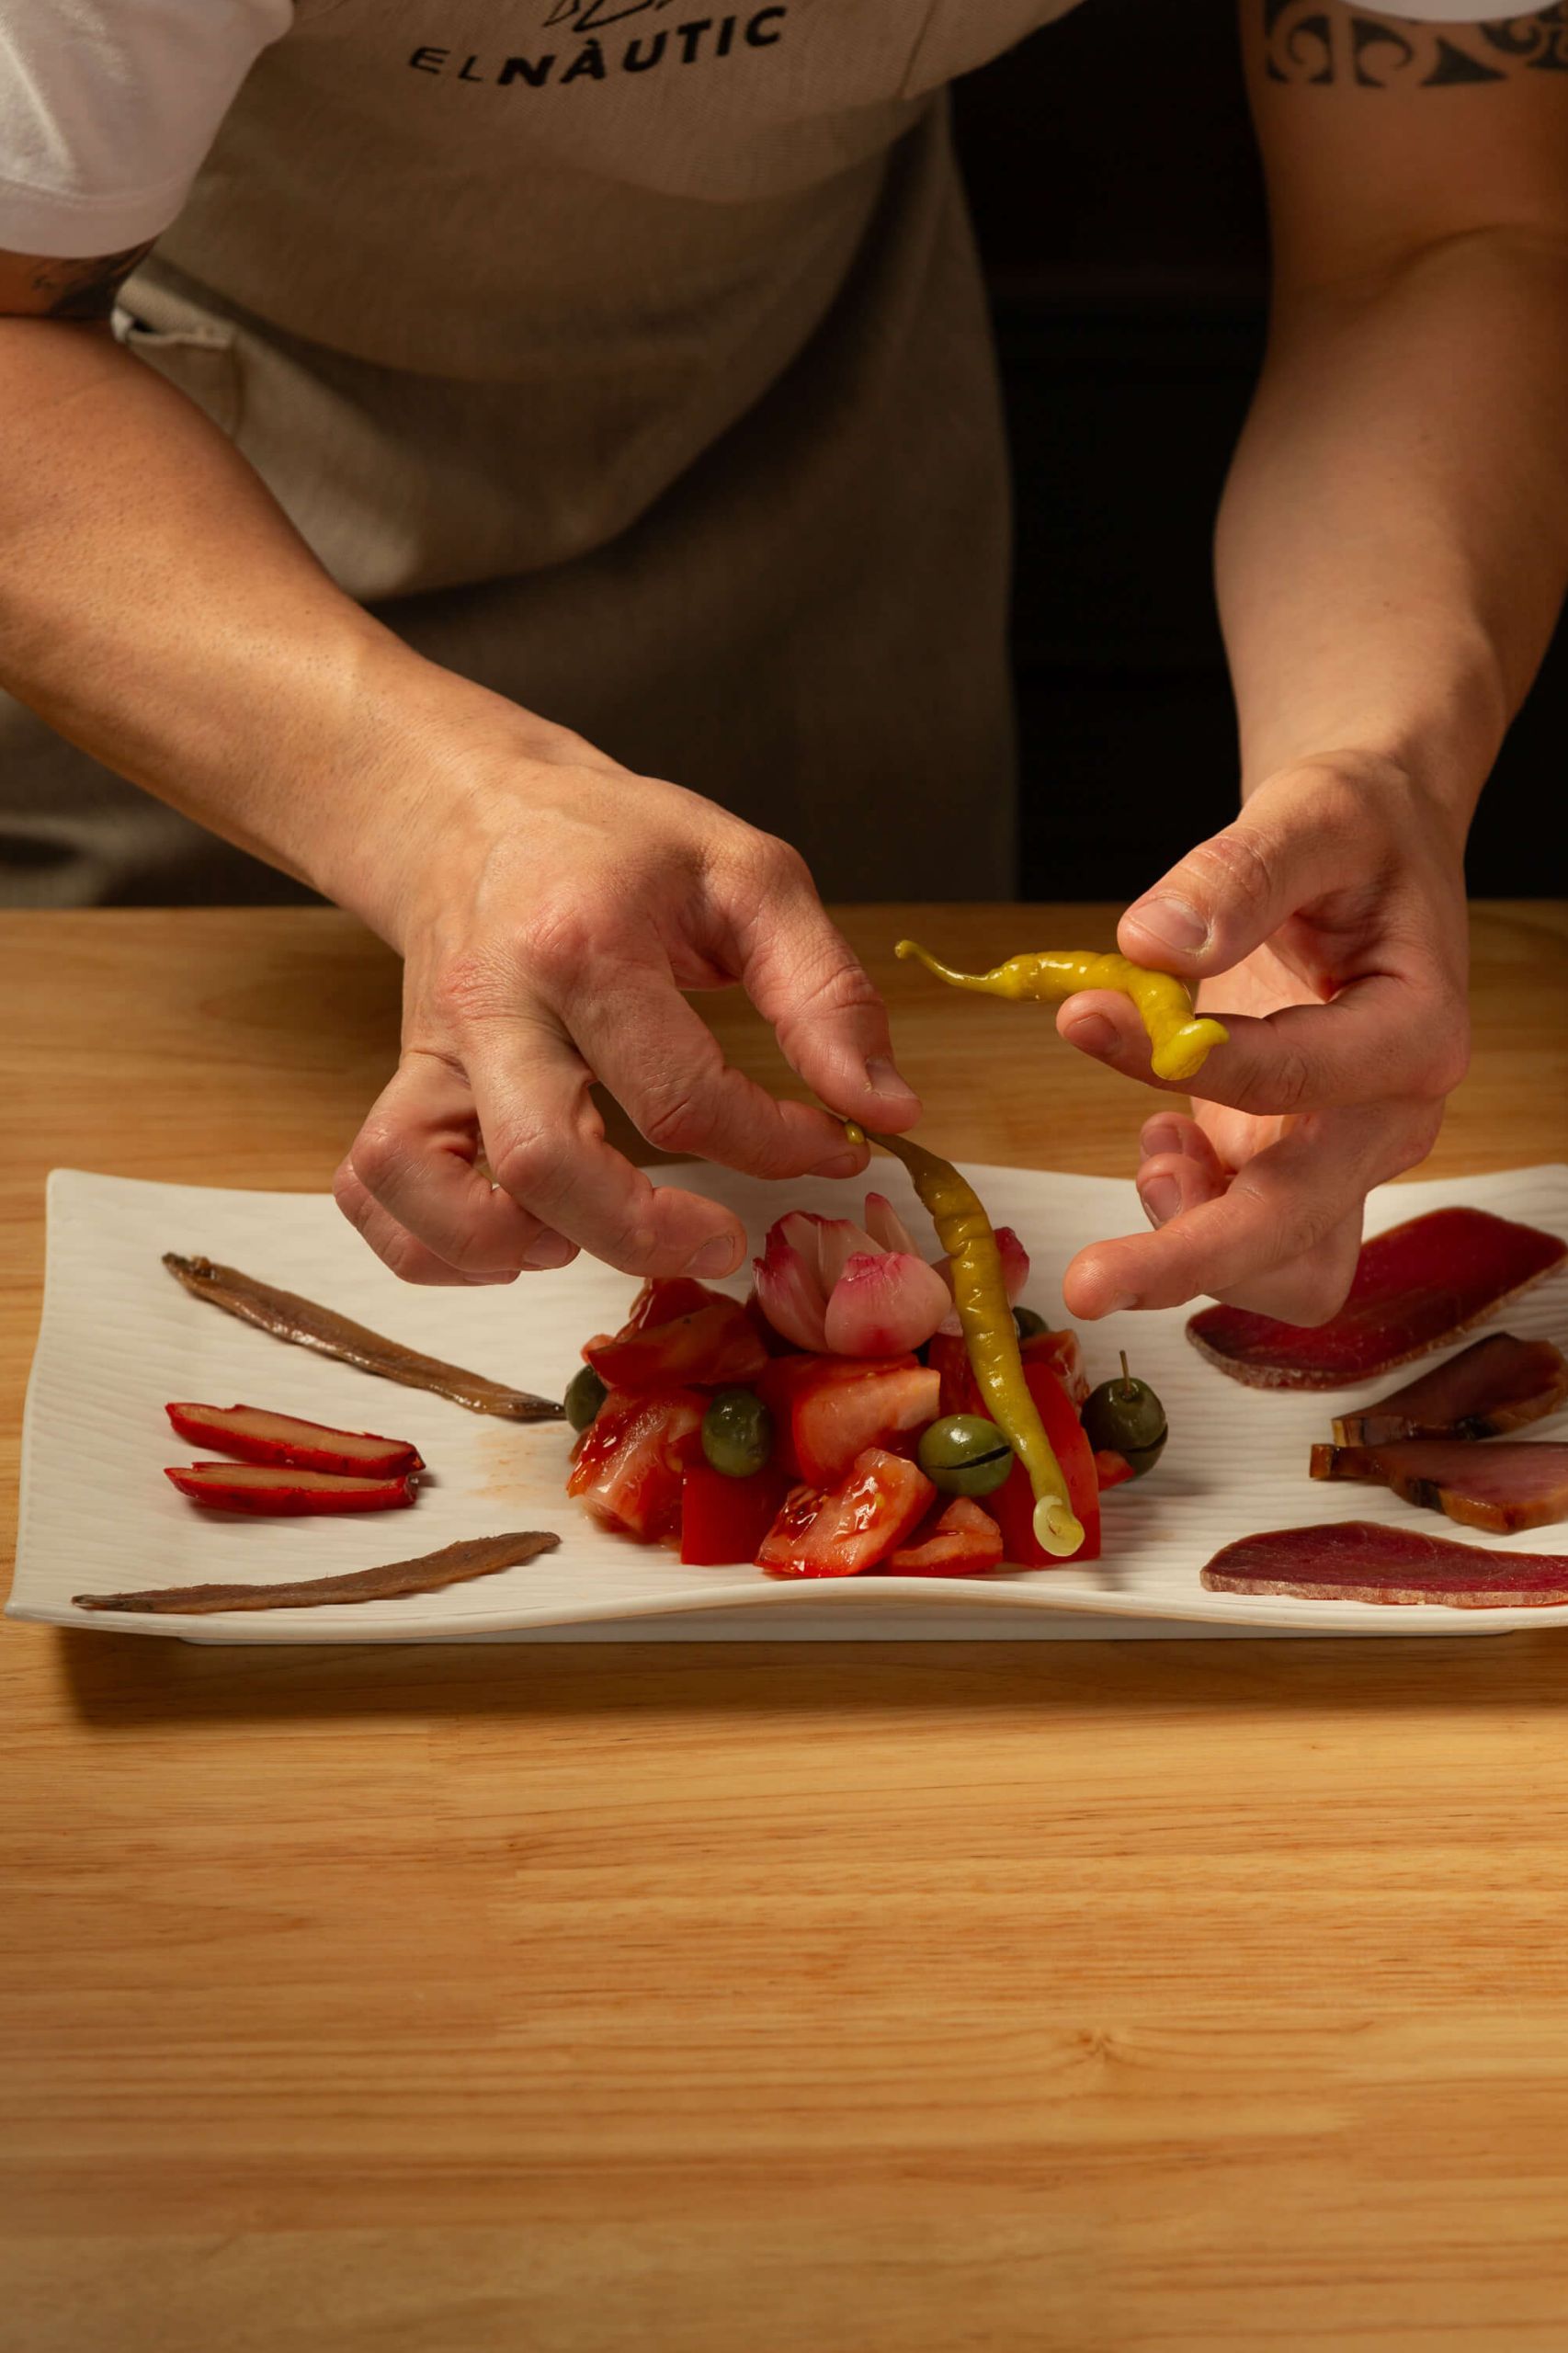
<box><xmin>0</xmin><ymin>0</ymin><xmax>292</xmax><ymax>256</ymax></box>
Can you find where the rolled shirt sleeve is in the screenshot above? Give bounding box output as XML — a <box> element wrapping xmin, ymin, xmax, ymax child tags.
<box><xmin>0</xmin><ymin>0</ymin><xmax>291</xmax><ymax>256</ymax></box>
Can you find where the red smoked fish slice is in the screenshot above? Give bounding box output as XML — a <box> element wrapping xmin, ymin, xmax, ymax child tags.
<box><xmin>1309</xmin><ymin>1438</ymin><xmax>1568</xmax><ymax>1534</ymax></box>
<box><xmin>165</xmin><ymin>1462</ymin><xmax>418</xmax><ymax>1515</ymax></box>
<box><xmin>165</xmin><ymin>1402</ymin><xmax>424</xmax><ymax>1476</ymax></box>
<box><xmin>1332</xmin><ymin>1335</ymin><xmax>1568</xmax><ymax>1447</ymax></box>
<box><xmin>1187</xmin><ymin>1207</ymin><xmax>1565</xmax><ymax>1390</ymax></box>
<box><xmin>1201</xmin><ymin>1519</ymin><xmax>1568</xmax><ymax>1608</ymax></box>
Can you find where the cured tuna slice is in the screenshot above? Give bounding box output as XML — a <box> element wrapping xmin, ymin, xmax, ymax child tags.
<box><xmin>1309</xmin><ymin>1438</ymin><xmax>1568</xmax><ymax>1534</ymax></box>
<box><xmin>1187</xmin><ymin>1208</ymin><xmax>1565</xmax><ymax>1390</ymax></box>
<box><xmin>1201</xmin><ymin>1520</ymin><xmax>1568</xmax><ymax>1608</ymax></box>
<box><xmin>1332</xmin><ymin>1334</ymin><xmax>1568</xmax><ymax>1447</ymax></box>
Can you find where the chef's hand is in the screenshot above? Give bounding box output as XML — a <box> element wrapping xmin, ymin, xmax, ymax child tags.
<box><xmin>333</xmin><ymin>730</ymin><xmax>919</xmax><ymax>1283</ymax></box>
<box><xmin>1054</xmin><ymin>757</ymin><xmax>1470</xmax><ymax>1323</ymax></box>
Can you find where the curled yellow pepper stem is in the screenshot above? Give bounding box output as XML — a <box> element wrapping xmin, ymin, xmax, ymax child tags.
<box><xmin>846</xmin><ymin>1121</ymin><xmax>1085</xmax><ymax>1560</ymax></box>
<box><xmin>895</xmin><ymin>938</ymin><xmax>1228</xmax><ymax>1084</ymax></box>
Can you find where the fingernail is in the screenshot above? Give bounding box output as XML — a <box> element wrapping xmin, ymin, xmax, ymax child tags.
<box><xmin>1063</xmin><ymin>1013</ymin><xmax>1119</xmax><ymax>1058</ymax></box>
<box><xmin>522</xmin><ymin>1230</ymin><xmax>576</xmax><ymax>1270</ymax></box>
<box><xmin>686</xmin><ymin>1234</ymin><xmax>743</xmax><ymax>1279</ymax></box>
<box><xmin>1129</xmin><ymin>895</ymin><xmax>1208</xmax><ymax>956</ymax></box>
<box><xmin>1102</xmin><ymin>1291</ymin><xmax>1139</xmax><ymax>1315</ymax></box>
<box><xmin>1142</xmin><ymin>1118</ymin><xmax>1184</xmax><ymax>1158</ymax></box>
<box><xmin>812</xmin><ymin>1147</ymin><xmax>865</xmax><ymax>1179</ymax></box>
<box><xmin>864</xmin><ymin>1056</ymin><xmax>919</xmax><ymax>1106</ymax></box>
<box><xmin>1139</xmin><ymin>1175</ymin><xmax>1180</xmax><ymax>1228</ymax></box>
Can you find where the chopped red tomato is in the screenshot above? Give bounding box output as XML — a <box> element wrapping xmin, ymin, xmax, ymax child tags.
<box><xmin>926</xmin><ymin>1333</ymin><xmax>973</xmax><ymax>1418</ymax></box>
<box><xmin>1020</xmin><ymin>1326</ymin><xmax>1090</xmax><ymax>1406</ymax></box>
<box><xmin>927</xmin><ymin>1326</ymin><xmax>1087</xmax><ymax>1414</ymax></box>
<box><xmin>757</xmin><ymin>1352</ymin><xmax>939</xmax><ymax>1485</ymax></box>
<box><xmin>756</xmin><ymin>1447</ymin><xmax>936</xmax><ymax>1579</ymax></box>
<box><xmin>566</xmin><ymin>1383</ymin><xmax>706</xmax><ymax>1542</ymax></box>
<box><xmin>1094</xmin><ymin>1448</ymin><xmax>1136</xmax><ymax>1492</ymax></box>
<box><xmin>886</xmin><ymin>1497</ymin><xmax>1005</xmax><ymax>1578</ymax></box>
<box><xmin>967</xmin><ymin>1360</ymin><xmax>1101</xmax><ymax>1566</ymax></box>
<box><xmin>585</xmin><ymin>1277</ymin><xmax>767</xmax><ymax>1392</ymax></box>
<box><xmin>679</xmin><ymin>1463</ymin><xmax>791</xmax><ymax>1566</ymax></box>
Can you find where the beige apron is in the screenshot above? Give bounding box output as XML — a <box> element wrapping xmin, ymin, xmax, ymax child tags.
<box><xmin>0</xmin><ymin>0</ymin><xmax>1081</xmax><ymax>906</ymax></box>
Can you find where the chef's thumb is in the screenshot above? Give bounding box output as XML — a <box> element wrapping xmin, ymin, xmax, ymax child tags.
<box><xmin>1117</xmin><ymin>793</ymin><xmax>1340</xmax><ymax>977</ymax></box>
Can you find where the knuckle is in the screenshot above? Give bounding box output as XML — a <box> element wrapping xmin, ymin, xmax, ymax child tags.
<box><xmin>751</xmin><ymin>830</ymin><xmax>810</xmax><ymax>892</ymax></box>
<box><xmin>489</xmin><ymin>1125</ymin><xmax>568</xmax><ymax>1203</ymax></box>
<box><xmin>1236</xmin><ymin>1041</ymin><xmax>1312</xmax><ymax>1118</ymax></box>
<box><xmin>522</xmin><ymin>898</ymin><xmax>598</xmax><ymax>993</ymax></box>
<box><xmin>350</xmin><ymin>1119</ymin><xmax>408</xmax><ymax>1199</ymax></box>
<box><xmin>600</xmin><ymin>1211</ymin><xmax>662</xmax><ymax>1271</ymax></box>
<box><xmin>1187</xmin><ymin>824</ymin><xmax>1278</xmax><ymax>922</ymax></box>
<box><xmin>637</xmin><ymin>1087</ymin><xmax>710</xmax><ymax>1154</ymax></box>
<box><xmin>376</xmin><ymin>1223</ymin><xmax>436</xmax><ymax>1284</ymax></box>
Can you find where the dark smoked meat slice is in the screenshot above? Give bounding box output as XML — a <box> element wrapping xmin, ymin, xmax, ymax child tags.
<box><xmin>1332</xmin><ymin>1334</ymin><xmax>1568</xmax><ymax>1447</ymax></box>
<box><xmin>1201</xmin><ymin>1519</ymin><xmax>1568</xmax><ymax>1608</ymax></box>
<box><xmin>1309</xmin><ymin>1439</ymin><xmax>1568</xmax><ymax>1534</ymax></box>
<box><xmin>1187</xmin><ymin>1208</ymin><xmax>1565</xmax><ymax>1391</ymax></box>
<box><xmin>163</xmin><ymin>1254</ymin><xmax>564</xmax><ymax>1420</ymax></box>
<box><xmin>74</xmin><ymin>1529</ymin><xmax>561</xmax><ymax>1615</ymax></box>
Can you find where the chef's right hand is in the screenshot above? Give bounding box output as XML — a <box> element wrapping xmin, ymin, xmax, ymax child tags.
<box><xmin>332</xmin><ymin>726</ymin><xmax>920</xmax><ymax>1284</ymax></box>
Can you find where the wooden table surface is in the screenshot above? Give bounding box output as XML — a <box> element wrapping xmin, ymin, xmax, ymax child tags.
<box><xmin>4</xmin><ymin>902</ymin><xmax>1568</xmax><ymax>2353</ymax></box>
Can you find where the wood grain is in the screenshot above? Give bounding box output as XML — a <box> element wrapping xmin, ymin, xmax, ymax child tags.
<box><xmin>3</xmin><ymin>904</ymin><xmax>1568</xmax><ymax>2353</ymax></box>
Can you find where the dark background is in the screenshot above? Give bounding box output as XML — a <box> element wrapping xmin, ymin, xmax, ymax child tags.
<box><xmin>955</xmin><ymin>0</ymin><xmax>1565</xmax><ymax>900</ymax></box>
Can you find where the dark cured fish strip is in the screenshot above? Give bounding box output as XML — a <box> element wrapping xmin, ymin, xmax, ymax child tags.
<box><xmin>163</xmin><ymin>1255</ymin><xmax>564</xmax><ymax>1420</ymax></box>
<box><xmin>1332</xmin><ymin>1334</ymin><xmax>1568</xmax><ymax>1447</ymax></box>
<box><xmin>1308</xmin><ymin>1438</ymin><xmax>1568</xmax><ymax>1535</ymax></box>
<box><xmin>74</xmin><ymin>1529</ymin><xmax>560</xmax><ymax>1615</ymax></box>
<box><xmin>1201</xmin><ymin>1520</ymin><xmax>1568</xmax><ymax>1608</ymax></box>
<box><xmin>1187</xmin><ymin>1208</ymin><xmax>1565</xmax><ymax>1391</ymax></box>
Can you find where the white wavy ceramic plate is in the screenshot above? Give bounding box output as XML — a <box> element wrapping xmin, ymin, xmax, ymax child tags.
<box><xmin>8</xmin><ymin>1164</ymin><xmax>1568</xmax><ymax>1644</ymax></box>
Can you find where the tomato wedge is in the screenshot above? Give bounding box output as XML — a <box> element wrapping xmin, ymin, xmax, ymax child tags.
<box><xmin>756</xmin><ymin>1353</ymin><xmax>939</xmax><ymax>1484</ymax></box>
<box><xmin>937</xmin><ymin>1349</ymin><xmax>1099</xmax><ymax>1565</ymax></box>
<box><xmin>756</xmin><ymin>1447</ymin><xmax>936</xmax><ymax>1578</ymax></box>
<box><xmin>886</xmin><ymin>1496</ymin><xmax>1005</xmax><ymax>1578</ymax></box>
<box><xmin>1094</xmin><ymin>1448</ymin><xmax>1136</xmax><ymax>1492</ymax></box>
<box><xmin>585</xmin><ymin>1279</ymin><xmax>767</xmax><ymax>1392</ymax></box>
<box><xmin>566</xmin><ymin>1384</ymin><xmax>706</xmax><ymax>1541</ymax></box>
<box><xmin>977</xmin><ymin>1361</ymin><xmax>1100</xmax><ymax>1565</ymax></box>
<box><xmin>679</xmin><ymin>1463</ymin><xmax>791</xmax><ymax>1566</ymax></box>
<box><xmin>928</xmin><ymin>1327</ymin><xmax>1086</xmax><ymax>1415</ymax></box>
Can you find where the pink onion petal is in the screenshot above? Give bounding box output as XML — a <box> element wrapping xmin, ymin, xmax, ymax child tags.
<box><xmin>823</xmin><ymin>1250</ymin><xmax>953</xmax><ymax>1357</ymax></box>
<box><xmin>933</xmin><ymin>1224</ymin><xmax>1033</xmax><ymax>1336</ymax></box>
<box><xmin>754</xmin><ymin>1216</ymin><xmax>830</xmax><ymax>1351</ymax></box>
<box><xmin>862</xmin><ymin>1189</ymin><xmax>921</xmax><ymax>1258</ymax></box>
<box><xmin>812</xmin><ymin>1214</ymin><xmax>881</xmax><ymax>1294</ymax></box>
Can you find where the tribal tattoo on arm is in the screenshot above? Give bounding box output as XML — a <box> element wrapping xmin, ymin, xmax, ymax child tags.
<box><xmin>1</xmin><ymin>241</ymin><xmax>155</xmax><ymax>322</ymax></box>
<box><xmin>1264</xmin><ymin>0</ymin><xmax>1568</xmax><ymax>85</ymax></box>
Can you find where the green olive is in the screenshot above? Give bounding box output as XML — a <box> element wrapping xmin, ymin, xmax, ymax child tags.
<box><xmin>1081</xmin><ymin>1353</ymin><xmax>1168</xmax><ymax>1477</ymax></box>
<box><xmin>1013</xmin><ymin>1306</ymin><xmax>1048</xmax><ymax>1343</ymax></box>
<box><xmin>564</xmin><ymin>1364</ymin><xmax>608</xmax><ymax>1433</ymax></box>
<box><xmin>916</xmin><ymin>1413</ymin><xmax>1015</xmax><ymax>1497</ymax></box>
<box><xmin>701</xmin><ymin>1388</ymin><xmax>774</xmax><ymax>1479</ymax></box>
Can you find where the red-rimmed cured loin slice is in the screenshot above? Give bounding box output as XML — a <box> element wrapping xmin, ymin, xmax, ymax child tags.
<box><xmin>1309</xmin><ymin>1438</ymin><xmax>1568</xmax><ymax>1534</ymax></box>
<box><xmin>1332</xmin><ymin>1334</ymin><xmax>1568</xmax><ymax>1447</ymax></box>
<box><xmin>1187</xmin><ymin>1208</ymin><xmax>1565</xmax><ymax>1391</ymax></box>
<box><xmin>1201</xmin><ymin>1519</ymin><xmax>1568</xmax><ymax>1608</ymax></box>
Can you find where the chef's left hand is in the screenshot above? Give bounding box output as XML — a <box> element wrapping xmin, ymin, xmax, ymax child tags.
<box><xmin>1055</xmin><ymin>756</ymin><xmax>1471</xmax><ymax>1324</ymax></box>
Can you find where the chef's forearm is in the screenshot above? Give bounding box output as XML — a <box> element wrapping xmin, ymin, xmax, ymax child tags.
<box><xmin>1215</xmin><ymin>228</ymin><xmax>1568</xmax><ymax>825</ymax></box>
<box><xmin>0</xmin><ymin>321</ymin><xmax>531</xmax><ymax>935</ymax></box>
